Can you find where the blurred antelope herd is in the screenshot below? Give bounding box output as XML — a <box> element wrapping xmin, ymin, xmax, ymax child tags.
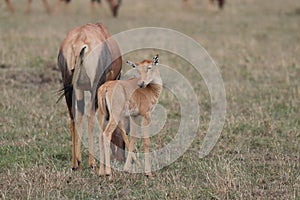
<box><xmin>3</xmin><ymin>0</ymin><xmax>225</xmax><ymax>17</ymax></box>
<box><xmin>4</xmin><ymin>0</ymin><xmax>122</xmax><ymax>17</ymax></box>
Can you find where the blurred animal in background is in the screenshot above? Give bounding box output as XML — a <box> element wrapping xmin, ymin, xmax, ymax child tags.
<box><xmin>54</xmin><ymin>0</ymin><xmax>121</xmax><ymax>17</ymax></box>
<box><xmin>183</xmin><ymin>0</ymin><xmax>226</xmax><ymax>10</ymax></box>
<box><xmin>4</xmin><ymin>0</ymin><xmax>121</xmax><ymax>17</ymax></box>
<box><xmin>4</xmin><ymin>0</ymin><xmax>51</xmax><ymax>14</ymax></box>
<box><xmin>91</xmin><ymin>0</ymin><xmax>121</xmax><ymax>17</ymax></box>
<box><xmin>4</xmin><ymin>0</ymin><xmax>14</xmax><ymax>13</ymax></box>
<box><xmin>57</xmin><ymin>23</ymin><xmax>124</xmax><ymax>170</ymax></box>
<box><xmin>209</xmin><ymin>0</ymin><xmax>225</xmax><ymax>9</ymax></box>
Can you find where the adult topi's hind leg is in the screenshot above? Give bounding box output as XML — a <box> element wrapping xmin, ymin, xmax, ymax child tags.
<box><xmin>65</xmin><ymin>85</ymin><xmax>80</xmax><ymax>170</ymax></box>
<box><xmin>70</xmin><ymin>120</ymin><xmax>78</xmax><ymax>170</ymax></box>
<box><xmin>88</xmin><ymin>104</ymin><xmax>97</xmax><ymax>170</ymax></box>
<box><xmin>75</xmin><ymin>108</ymin><xmax>83</xmax><ymax>169</ymax></box>
<box><xmin>74</xmin><ymin>89</ymin><xmax>85</xmax><ymax>169</ymax></box>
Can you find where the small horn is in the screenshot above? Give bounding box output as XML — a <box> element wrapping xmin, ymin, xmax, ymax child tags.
<box><xmin>126</xmin><ymin>60</ymin><xmax>137</xmax><ymax>68</ymax></box>
<box><xmin>153</xmin><ymin>54</ymin><xmax>159</xmax><ymax>65</ymax></box>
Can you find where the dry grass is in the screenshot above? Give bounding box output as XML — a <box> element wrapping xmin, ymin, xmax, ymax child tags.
<box><xmin>0</xmin><ymin>0</ymin><xmax>299</xmax><ymax>199</ymax></box>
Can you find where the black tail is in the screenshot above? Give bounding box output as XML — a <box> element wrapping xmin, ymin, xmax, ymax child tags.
<box><xmin>56</xmin><ymin>49</ymin><xmax>75</xmax><ymax>120</ymax></box>
<box><xmin>56</xmin><ymin>49</ymin><xmax>74</xmax><ymax>103</ymax></box>
<box><xmin>56</xmin><ymin>84</ymin><xmax>73</xmax><ymax>103</ymax></box>
<box><xmin>104</xmin><ymin>91</ymin><xmax>110</xmax><ymax>121</ymax></box>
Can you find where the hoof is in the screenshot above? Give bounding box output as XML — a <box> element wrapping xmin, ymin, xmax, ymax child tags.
<box><xmin>90</xmin><ymin>164</ymin><xmax>98</xmax><ymax>171</ymax></box>
<box><xmin>106</xmin><ymin>174</ymin><xmax>112</xmax><ymax>180</ymax></box>
<box><xmin>71</xmin><ymin>160</ymin><xmax>82</xmax><ymax>171</ymax></box>
<box><xmin>145</xmin><ymin>172</ymin><xmax>153</xmax><ymax>178</ymax></box>
<box><xmin>131</xmin><ymin>158</ymin><xmax>135</xmax><ymax>164</ymax></box>
<box><xmin>123</xmin><ymin>165</ymin><xmax>130</xmax><ymax>173</ymax></box>
<box><xmin>99</xmin><ymin>171</ymin><xmax>105</xmax><ymax>176</ymax></box>
<box><xmin>99</xmin><ymin>165</ymin><xmax>105</xmax><ymax>176</ymax></box>
<box><xmin>72</xmin><ymin>166</ymin><xmax>80</xmax><ymax>171</ymax></box>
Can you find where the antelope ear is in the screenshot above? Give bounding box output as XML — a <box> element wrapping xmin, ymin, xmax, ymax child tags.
<box><xmin>126</xmin><ymin>60</ymin><xmax>137</xmax><ymax>68</ymax></box>
<box><xmin>153</xmin><ymin>54</ymin><xmax>159</xmax><ymax>65</ymax></box>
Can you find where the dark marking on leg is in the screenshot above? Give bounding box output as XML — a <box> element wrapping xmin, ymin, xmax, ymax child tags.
<box><xmin>77</xmin><ymin>99</ymin><xmax>85</xmax><ymax>116</ymax></box>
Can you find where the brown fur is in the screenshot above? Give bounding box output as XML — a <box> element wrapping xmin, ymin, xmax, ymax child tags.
<box><xmin>97</xmin><ymin>56</ymin><xmax>162</xmax><ymax>177</ymax></box>
<box><xmin>58</xmin><ymin>23</ymin><xmax>124</xmax><ymax>170</ymax></box>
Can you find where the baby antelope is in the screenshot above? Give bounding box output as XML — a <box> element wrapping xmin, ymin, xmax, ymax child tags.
<box><xmin>97</xmin><ymin>55</ymin><xmax>162</xmax><ymax>177</ymax></box>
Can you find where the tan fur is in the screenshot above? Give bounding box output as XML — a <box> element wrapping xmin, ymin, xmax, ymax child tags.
<box><xmin>60</xmin><ymin>23</ymin><xmax>121</xmax><ymax>79</ymax></box>
<box><xmin>97</xmin><ymin>56</ymin><xmax>162</xmax><ymax>177</ymax></box>
<box><xmin>58</xmin><ymin>23</ymin><xmax>122</xmax><ymax>170</ymax></box>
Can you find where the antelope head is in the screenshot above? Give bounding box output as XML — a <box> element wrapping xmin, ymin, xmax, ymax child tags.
<box><xmin>126</xmin><ymin>54</ymin><xmax>160</xmax><ymax>88</ymax></box>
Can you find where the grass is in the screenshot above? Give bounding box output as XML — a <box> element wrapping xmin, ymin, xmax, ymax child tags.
<box><xmin>0</xmin><ymin>0</ymin><xmax>299</xmax><ymax>199</ymax></box>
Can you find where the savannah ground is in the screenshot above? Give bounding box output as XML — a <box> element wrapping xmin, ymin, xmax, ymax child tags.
<box><xmin>0</xmin><ymin>0</ymin><xmax>299</xmax><ymax>199</ymax></box>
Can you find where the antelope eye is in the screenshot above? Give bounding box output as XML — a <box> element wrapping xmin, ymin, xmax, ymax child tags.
<box><xmin>147</xmin><ymin>66</ymin><xmax>152</xmax><ymax>72</ymax></box>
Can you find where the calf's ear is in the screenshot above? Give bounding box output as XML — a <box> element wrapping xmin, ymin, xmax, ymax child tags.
<box><xmin>126</xmin><ymin>60</ymin><xmax>137</xmax><ymax>68</ymax></box>
<box><xmin>153</xmin><ymin>54</ymin><xmax>159</xmax><ymax>65</ymax></box>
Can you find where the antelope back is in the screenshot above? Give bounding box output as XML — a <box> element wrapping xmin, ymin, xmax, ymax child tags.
<box><xmin>59</xmin><ymin>23</ymin><xmax>121</xmax><ymax>90</ymax></box>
